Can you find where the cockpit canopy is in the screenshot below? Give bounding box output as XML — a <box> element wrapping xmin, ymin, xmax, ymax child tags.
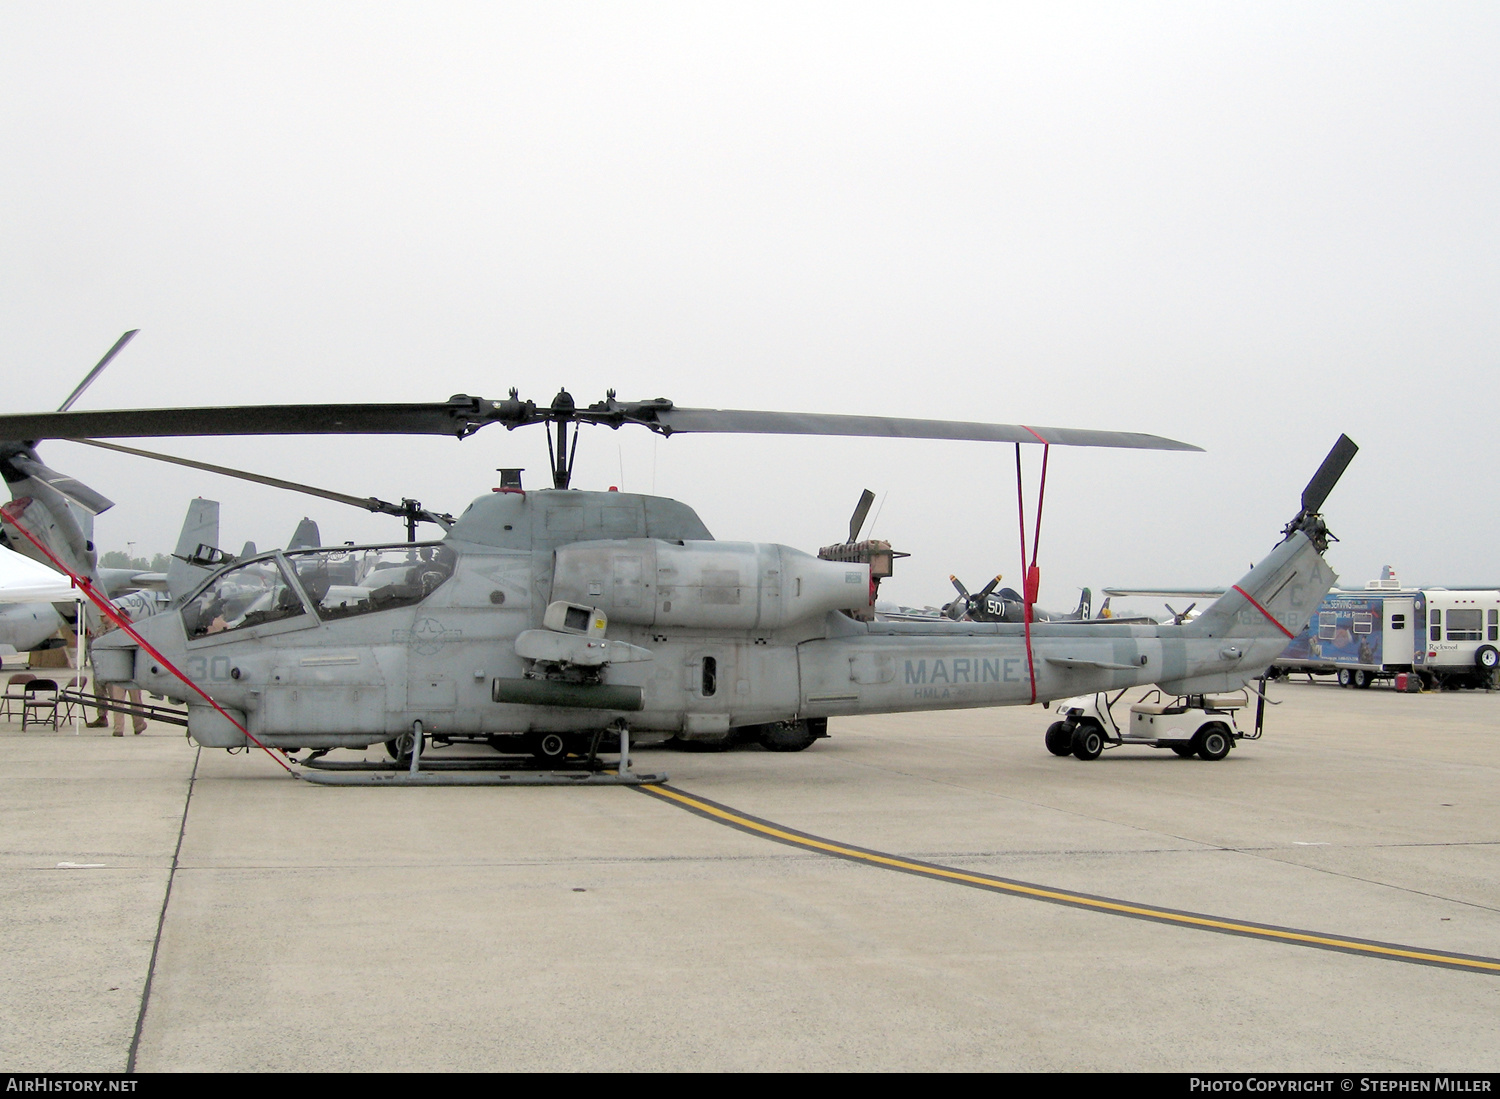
<box><xmin>181</xmin><ymin>542</ymin><xmax>457</xmax><ymax>641</ymax></box>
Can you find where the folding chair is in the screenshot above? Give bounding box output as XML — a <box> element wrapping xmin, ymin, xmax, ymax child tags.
<box><xmin>58</xmin><ymin>675</ymin><xmax>90</xmax><ymax>724</ymax></box>
<box><xmin>1</xmin><ymin>673</ymin><xmax>36</xmax><ymax>721</ymax></box>
<box><xmin>21</xmin><ymin>679</ymin><xmax>60</xmax><ymax>731</ymax></box>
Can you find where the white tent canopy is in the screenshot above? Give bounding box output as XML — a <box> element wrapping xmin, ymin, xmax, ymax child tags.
<box><xmin>0</xmin><ymin>547</ymin><xmax>80</xmax><ymax>605</ymax></box>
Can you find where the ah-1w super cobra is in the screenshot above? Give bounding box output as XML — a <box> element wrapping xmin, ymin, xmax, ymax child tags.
<box><xmin>0</xmin><ymin>389</ymin><xmax>1355</xmax><ymax>780</ymax></box>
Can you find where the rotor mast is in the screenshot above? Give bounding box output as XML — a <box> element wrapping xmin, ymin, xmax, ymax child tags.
<box><xmin>542</xmin><ymin>388</ymin><xmax>583</xmax><ymax>490</ymax></box>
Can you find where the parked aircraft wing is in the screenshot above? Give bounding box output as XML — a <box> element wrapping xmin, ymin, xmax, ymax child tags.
<box><xmin>1102</xmin><ymin>588</ymin><xmax>1226</xmax><ymax>599</ymax></box>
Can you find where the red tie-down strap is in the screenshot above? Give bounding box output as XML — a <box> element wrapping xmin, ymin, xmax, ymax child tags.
<box><xmin>1231</xmin><ymin>584</ymin><xmax>1294</xmax><ymax>638</ymax></box>
<box><xmin>0</xmin><ymin>499</ymin><xmax>295</xmax><ymax>775</ymax></box>
<box><xmin>1014</xmin><ymin>435</ymin><xmax>1050</xmax><ymax>704</ymax></box>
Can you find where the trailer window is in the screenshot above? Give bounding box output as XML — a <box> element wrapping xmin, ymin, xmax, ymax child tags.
<box><xmin>1430</xmin><ymin>609</ymin><xmax>1441</xmax><ymax>642</ymax></box>
<box><xmin>1390</xmin><ymin>615</ymin><xmax>1406</xmax><ymax>630</ymax></box>
<box><xmin>1446</xmin><ymin>609</ymin><xmax>1482</xmax><ymax>642</ymax></box>
<box><xmin>1352</xmin><ymin>613</ymin><xmax>1373</xmax><ymax>635</ymax></box>
<box><xmin>1490</xmin><ymin>609</ymin><xmax>1498</xmax><ymax>642</ymax></box>
<box><xmin>1318</xmin><ymin>612</ymin><xmax>1337</xmax><ymax>640</ymax></box>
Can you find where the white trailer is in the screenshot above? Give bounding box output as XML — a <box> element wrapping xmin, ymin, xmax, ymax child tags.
<box><xmin>1273</xmin><ymin>581</ymin><xmax>1500</xmax><ymax>689</ymax></box>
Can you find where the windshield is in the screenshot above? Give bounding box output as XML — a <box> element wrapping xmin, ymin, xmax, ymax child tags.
<box><xmin>181</xmin><ymin>557</ymin><xmax>306</xmax><ymax>640</ymax></box>
<box><xmin>283</xmin><ymin>542</ymin><xmax>456</xmax><ymax>621</ymax></box>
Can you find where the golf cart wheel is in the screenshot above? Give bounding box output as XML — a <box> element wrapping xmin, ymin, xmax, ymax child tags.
<box><xmin>1195</xmin><ymin>724</ymin><xmax>1233</xmax><ymax>761</ymax></box>
<box><xmin>1045</xmin><ymin>721</ymin><xmax>1074</xmax><ymax>756</ymax></box>
<box><xmin>1071</xmin><ymin>721</ymin><xmax>1104</xmax><ymax>761</ymax></box>
<box><xmin>1336</xmin><ymin>668</ymin><xmax>1353</xmax><ymax>688</ymax></box>
<box><xmin>527</xmin><ymin>731</ymin><xmax>570</xmax><ymax>761</ymax></box>
<box><xmin>1169</xmin><ymin>744</ymin><xmax>1196</xmax><ymax>758</ymax></box>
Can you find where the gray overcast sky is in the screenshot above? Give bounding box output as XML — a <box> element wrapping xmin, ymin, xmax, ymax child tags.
<box><xmin>3</xmin><ymin>3</ymin><xmax>1497</xmax><ymax>610</ymax></box>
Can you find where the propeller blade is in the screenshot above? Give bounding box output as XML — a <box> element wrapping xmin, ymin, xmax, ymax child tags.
<box><xmin>1300</xmin><ymin>434</ymin><xmax>1359</xmax><ymax>515</ymax></box>
<box><xmin>8</xmin><ymin>454</ymin><xmax>115</xmax><ymax>515</ymax></box>
<box><xmin>975</xmin><ymin>575</ymin><xmax>1002</xmax><ymax>600</ymax></box>
<box><xmin>949</xmin><ymin>574</ymin><xmax>970</xmax><ymax>598</ymax></box>
<box><xmin>848</xmin><ymin>489</ymin><xmax>876</xmax><ymax>543</ymax></box>
<box><xmin>57</xmin><ymin>330</ymin><xmax>139</xmax><ymax>413</ymax></box>
<box><xmin>650</xmin><ymin>407</ymin><xmax>1201</xmax><ymax>451</ymax></box>
<box><xmin>70</xmin><ymin>439</ymin><xmax>453</xmax><ymax>528</ymax></box>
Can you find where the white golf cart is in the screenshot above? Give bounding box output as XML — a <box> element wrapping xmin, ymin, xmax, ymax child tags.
<box><xmin>1045</xmin><ymin>686</ymin><xmax>1265</xmax><ymax>761</ymax></box>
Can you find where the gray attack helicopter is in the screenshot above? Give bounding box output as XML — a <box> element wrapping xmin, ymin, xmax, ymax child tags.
<box><xmin>0</xmin><ymin>385</ymin><xmax>1355</xmax><ymax>782</ymax></box>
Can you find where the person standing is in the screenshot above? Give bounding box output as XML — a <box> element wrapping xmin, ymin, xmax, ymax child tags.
<box><xmin>86</xmin><ymin>613</ymin><xmax>147</xmax><ymax>735</ymax></box>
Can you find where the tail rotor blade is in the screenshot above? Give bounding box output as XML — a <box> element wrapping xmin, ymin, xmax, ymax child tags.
<box><xmin>848</xmin><ymin>489</ymin><xmax>876</xmax><ymax>543</ymax></box>
<box><xmin>1301</xmin><ymin>434</ymin><xmax>1358</xmax><ymax>515</ymax></box>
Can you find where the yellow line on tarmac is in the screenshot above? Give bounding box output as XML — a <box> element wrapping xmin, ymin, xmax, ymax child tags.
<box><xmin>638</xmin><ymin>783</ymin><xmax>1500</xmax><ymax>976</ymax></box>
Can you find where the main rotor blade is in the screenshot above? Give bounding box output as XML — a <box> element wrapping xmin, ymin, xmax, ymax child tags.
<box><xmin>1300</xmin><ymin>434</ymin><xmax>1359</xmax><ymax>515</ymax></box>
<box><xmin>57</xmin><ymin>330</ymin><xmax>139</xmax><ymax>413</ymax></box>
<box><xmin>0</xmin><ymin>394</ymin><xmax>1200</xmax><ymax>451</ymax></box>
<box><xmin>72</xmin><ymin>439</ymin><xmax>452</xmax><ymax>527</ymax></box>
<box><xmin>848</xmin><ymin>489</ymin><xmax>876</xmax><ymax>542</ymax></box>
<box><xmin>650</xmin><ymin>408</ymin><xmax>1201</xmax><ymax>451</ymax></box>
<box><xmin>0</xmin><ymin>395</ymin><xmax>528</xmax><ymax>441</ymax></box>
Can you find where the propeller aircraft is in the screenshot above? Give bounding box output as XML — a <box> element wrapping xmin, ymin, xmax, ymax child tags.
<box><xmin>0</xmin><ymin>377</ymin><xmax>1357</xmax><ymax>786</ymax></box>
<box><xmin>941</xmin><ymin>575</ymin><xmax>1094</xmax><ymax>624</ymax></box>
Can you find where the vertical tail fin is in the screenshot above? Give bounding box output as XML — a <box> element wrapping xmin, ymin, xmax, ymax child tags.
<box><xmin>287</xmin><ymin>517</ymin><xmax>321</xmax><ymax>550</ymax></box>
<box><xmin>167</xmin><ymin>499</ymin><xmax>222</xmax><ymax>600</ymax></box>
<box><xmin>1192</xmin><ymin>536</ymin><xmax>1336</xmax><ymax>639</ymax></box>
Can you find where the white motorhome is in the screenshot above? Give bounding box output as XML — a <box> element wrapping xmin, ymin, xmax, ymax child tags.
<box><xmin>1273</xmin><ymin>568</ymin><xmax>1500</xmax><ymax>689</ymax></box>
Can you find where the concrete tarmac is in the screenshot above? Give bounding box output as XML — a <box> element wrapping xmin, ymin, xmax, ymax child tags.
<box><xmin>2</xmin><ymin>679</ymin><xmax>1496</xmax><ymax>1072</ymax></box>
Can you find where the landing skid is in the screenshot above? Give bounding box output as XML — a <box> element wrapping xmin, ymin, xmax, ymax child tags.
<box><xmin>296</xmin><ymin>764</ymin><xmax>666</xmax><ymax>787</ymax></box>
<box><xmin>294</xmin><ymin>720</ymin><xmax>667</xmax><ymax>787</ymax></box>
